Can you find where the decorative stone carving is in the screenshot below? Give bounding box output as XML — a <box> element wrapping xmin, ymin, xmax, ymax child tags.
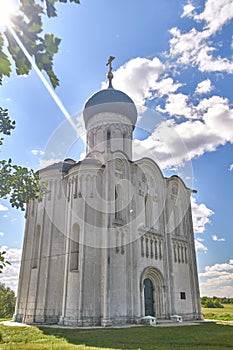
<box><xmin>172</xmin><ymin>240</ymin><xmax>189</xmax><ymax>264</ymax></box>
<box><xmin>140</xmin><ymin>233</ymin><xmax>163</xmax><ymax>261</ymax></box>
<box><xmin>172</xmin><ymin>184</ymin><xmax>178</xmax><ymax>196</ymax></box>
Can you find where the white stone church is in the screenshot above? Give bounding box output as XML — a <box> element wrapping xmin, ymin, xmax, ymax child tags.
<box><xmin>14</xmin><ymin>59</ymin><xmax>202</xmax><ymax>326</ymax></box>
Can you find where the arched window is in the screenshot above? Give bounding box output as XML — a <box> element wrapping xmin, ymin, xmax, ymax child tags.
<box><xmin>107</xmin><ymin>130</ymin><xmax>111</xmax><ymax>150</ymax></box>
<box><xmin>115</xmin><ymin>185</ymin><xmax>123</xmax><ymax>220</ymax></box>
<box><xmin>70</xmin><ymin>223</ymin><xmax>80</xmax><ymax>271</ymax></box>
<box><xmin>145</xmin><ymin>194</ymin><xmax>152</xmax><ymax>228</ymax></box>
<box><xmin>32</xmin><ymin>225</ymin><xmax>41</xmax><ymax>269</ymax></box>
<box><xmin>123</xmin><ymin>132</ymin><xmax>127</xmax><ymax>153</ymax></box>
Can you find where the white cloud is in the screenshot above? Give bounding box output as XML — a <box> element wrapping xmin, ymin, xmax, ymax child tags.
<box><xmin>194</xmin><ymin>0</ymin><xmax>233</xmax><ymax>35</ymax></box>
<box><xmin>0</xmin><ymin>246</ymin><xmax>22</xmax><ymax>294</ymax></box>
<box><xmin>151</xmin><ymin>95</ymin><xmax>233</xmax><ymax>167</ymax></box>
<box><xmin>204</xmin><ymin>261</ymin><xmax>233</xmax><ymax>273</ymax></box>
<box><xmin>157</xmin><ymin>93</ymin><xmax>192</xmax><ymax>118</ymax></box>
<box><xmin>191</xmin><ymin>197</ymin><xmax>214</xmax><ymax>234</ymax></box>
<box><xmin>169</xmin><ymin>26</ymin><xmax>208</xmax><ymax>66</ymax></box>
<box><xmin>195</xmin><ymin>238</ymin><xmax>208</xmax><ymax>252</ymax></box>
<box><xmin>195</xmin><ymin>79</ymin><xmax>213</xmax><ymax>94</ymax></box>
<box><xmin>102</xmin><ymin>57</ymin><xmax>164</xmax><ymax>107</ymax></box>
<box><xmin>97</xmin><ymin>53</ymin><xmax>233</xmax><ymax>171</ymax></box>
<box><xmin>0</xmin><ymin>232</ymin><xmax>4</xmax><ymax>236</ymax></box>
<box><xmin>181</xmin><ymin>2</ymin><xmax>195</xmax><ymax>18</ymax></box>
<box><xmin>212</xmin><ymin>234</ymin><xmax>225</xmax><ymax>242</ymax></box>
<box><xmin>134</xmin><ymin>97</ymin><xmax>233</xmax><ymax>169</ymax></box>
<box><xmin>0</xmin><ymin>203</ymin><xmax>8</xmax><ymax>211</ymax></box>
<box><xmin>31</xmin><ymin>149</ymin><xmax>44</xmax><ymax>156</ymax></box>
<box><xmin>133</xmin><ymin>118</ymin><xmax>193</xmax><ymax>169</ymax></box>
<box><xmin>199</xmin><ymin>259</ymin><xmax>233</xmax><ymax>297</ymax></box>
<box><xmin>153</xmin><ymin>78</ymin><xmax>182</xmax><ymax>97</ymax></box>
<box><xmin>229</xmin><ymin>164</ymin><xmax>233</xmax><ymax>171</ymax></box>
<box><xmin>79</xmin><ymin>29</ymin><xmax>231</xmax><ymax>173</ymax></box>
<box><xmin>195</xmin><ymin>95</ymin><xmax>228</xmax><ymax>114</ymax></box>
<box><xmin>197</xmin><ymin>47</ymin><xmax>233</xmax><ymax>74</ymax></box>
<box><xmin>102</xmin><ymin>16</ymin><xmax>233</xmax><ymax>171</ymax></box>
<box><xmin>169</xmin><ymin>1</ymin><xmax>233</xmax><ymax>74</ymax></box>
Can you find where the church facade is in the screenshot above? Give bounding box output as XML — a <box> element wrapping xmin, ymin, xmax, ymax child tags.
<box><xmin>13</xmin><ymin>62</ymin><xmax>202</xmax><ymax>326</ymax></box>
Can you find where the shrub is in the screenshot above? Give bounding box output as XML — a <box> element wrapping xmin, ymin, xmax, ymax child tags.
<box><xmin>201</xmin><ymin>297</ymin><xmax>224</xmax><ymax>308</ymax></box>
<box><xmin>0</xmin><ymin>283</ymin><xmax>16</xmax><ymax>318</ymax></box>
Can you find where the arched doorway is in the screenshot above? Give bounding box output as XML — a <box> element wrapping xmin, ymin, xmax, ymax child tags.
<box><xmin>144</xmin><ymin>278</ymin><xmax>154</xmax><ymax>316</ymax></box>
<box><xmin>141</xmin><ymin>267</ymin><xmax>165</xmax><ymax>319</ymax></box>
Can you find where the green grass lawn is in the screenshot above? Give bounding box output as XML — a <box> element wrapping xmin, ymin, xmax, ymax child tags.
<box><xmin>202</xmin><ymin>303</ymin><xmax>233</xmax><ymax>321</ymax></box>
<box><xmin>0</xmin><ymin>322</ymin><xmax>233</xmax><ymax>350</ymax></box>
<box><xmin>1</xmin><ymin>305</ymin><xmax>233</xmax><ymax>350</ymax></box>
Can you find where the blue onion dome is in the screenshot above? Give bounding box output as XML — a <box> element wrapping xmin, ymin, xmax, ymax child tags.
<box><xmin>83</xmin><ymin>86</ymin><xmax>137</xmax><ymax>128</ymax></box>
<box><xmin>83</xmin><ymin>57</ymin><xmax>137</xmax><ymax>128</ymax></box>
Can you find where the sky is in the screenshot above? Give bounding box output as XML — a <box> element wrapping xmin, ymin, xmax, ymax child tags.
<box><xmin>0</xmin><ymin>0</ymin><xmax>233</xmax><ymax>297</ymax></box>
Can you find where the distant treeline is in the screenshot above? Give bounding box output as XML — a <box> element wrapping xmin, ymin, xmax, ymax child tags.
<box><xmin>201</xmin><ymin>296</ymin><xmax>233</xmax><ymax>308</ymax></box>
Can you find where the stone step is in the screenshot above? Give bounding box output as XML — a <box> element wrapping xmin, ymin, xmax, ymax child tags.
<box><xmin>157</xmin><ymin>319</ymin><xmax>175</xmax><ymax>324</ymax></box>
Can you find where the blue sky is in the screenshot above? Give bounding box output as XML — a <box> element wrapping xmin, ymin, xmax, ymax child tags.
<box><xmin>0</xmin><ymin>0</ymin><xmax>233</xmax><ymax>297</ymax></box>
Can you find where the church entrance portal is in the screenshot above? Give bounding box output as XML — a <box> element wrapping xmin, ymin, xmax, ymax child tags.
<box><xmin>144</xmin><ymin>278</ymin><xmax>154</xmax><ymax>316</ymax></box>
<box><xmin>141</xmin><ymin>267</ymin><xmax>165</xmax><ymax>319</ymax></box>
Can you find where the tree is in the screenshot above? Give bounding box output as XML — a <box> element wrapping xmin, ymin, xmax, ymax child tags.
<box><xmin>0</xmin><ymin>107</ymin><xmax>46</xmax><ymax>211</ymax></box>
<box><xmin>0</xmin><ymin>250</ymin><xmax>10</xmax><ymax>274</ymax></box>
<box><xmin>0</xmin><ymin>0</ymin><xmax>80</xmax><ymax>270</ymax></box>
<box><xmin>0</xmin><ymin>1</ymin><xmax>81</xmax><ymax>206</ymax></box>
<box><xmin>1</xmin><ymin>0</ymin><xmax>80</xmax><ymax>88</ymax></box>
<box><xmin>0</xmin><ymin>283</ymin><xmax>16</xmax><ymax>318</ymax></box>
<box><xmin>201</xmin><ymin>297</ymin><xmax>224</xmax><ymax>308</ymax></box>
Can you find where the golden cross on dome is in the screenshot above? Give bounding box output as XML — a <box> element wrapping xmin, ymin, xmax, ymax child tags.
<box><xmin>106</xmin><ymin>55</ymin><xmax>115</xmax><ymax>72</ymax></box>
<box><xmin>106</xmin><ymin>56</ymin><xmax>115</xmax><ymax>87</ymax></box>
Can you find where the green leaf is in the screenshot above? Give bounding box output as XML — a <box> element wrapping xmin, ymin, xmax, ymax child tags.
<box><xmin>0</xmin><ymin>53</ymin><xmax>11</xmax><ymax>77</ymax></box>
<box><xmin>47</xmin><ymin>69</ymin><xmax>59</xmax><ymax>88</ymax></box>
<box><xmin>28</xmin><ymin>22</ymin><xmax>42</xmax><ymax>33</ymax></box>
<box><xmin>45</xmin><ymin>0</ymin><xmax>57</xmax><ymax>18</ymax></box>
<box><xmin>44</xmin><ymin>34</ymin><xmax>61</xmax><ymax>55</ymax></box>
<box><xmin>1</xmin><ymin>0</ymin><xmax>79</xmax><ymax>87</ymax></box>
<box><xmin>0</xmin><ymin>108</ymin><xmax>16</xmax><ymax>139</ymax></box>
<box><xmin>0</xmin><ymin>282</ymin><xmax>15</xmax><ymax>316</ymax></box>
<box><xmin>0</xmin><ymin>34</ymin><xmax>11</xmax><ymax>81</ymax></box>
<box><xmin>0</xmin><ymin>159</ymin><xmax>48</xmax><ymax>211</ymax></box>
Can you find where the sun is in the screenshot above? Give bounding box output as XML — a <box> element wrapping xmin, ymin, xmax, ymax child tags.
<box><xmin>0</xmin><ymin>0</ymin><xmax>18</xmax><ymax>27</ymax></box>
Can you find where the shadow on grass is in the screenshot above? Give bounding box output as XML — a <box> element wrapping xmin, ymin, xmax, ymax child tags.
<box><xmin>39</xmin><ymin>322</ymin><xmax>233</xmax><ymax>350</ymax></box>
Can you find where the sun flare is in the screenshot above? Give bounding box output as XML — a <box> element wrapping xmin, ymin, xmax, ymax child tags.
<box><xmin>0</xmin><ymin>0</ymin><xmax>18</xmax><ymax>27</ymax></box>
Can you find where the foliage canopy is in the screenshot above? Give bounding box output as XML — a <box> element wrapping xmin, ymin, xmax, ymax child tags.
<box><xmin>200</xmin><ymin>296</ymin><xmax>233</xmax><ymax>308</ymax></box>
<box><xmin>0</xmin><ymin>0</ymin><xmax>80</xmax><ymax>271</ymax></box>
<box><xmin>0</xmin><ymin>0</ymin><xmax>80</xmax><ymax>88</ymax></box>
<box><xmin>0</xmin><ymin>0</ymin><xmax>80</xmax><ymax>209</ymax></box>
<box><xmin>0</xmin><ymin>283</ymin><xmax>16</xmax><ymax>318</ymax></box>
